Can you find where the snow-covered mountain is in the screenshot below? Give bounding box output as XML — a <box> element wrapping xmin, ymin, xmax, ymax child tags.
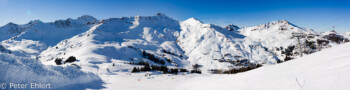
<box><xmin>238</xmin><ymin>20</ymin><xmax>348</xmax><ymax>62</ymax></box>
<box><xmin>0</xmin><ymin>22</ymin><xmax>25</xmax><ymax>41</ymax></box>
<box><xmin>225</xmin><ymin>24</ymin><xmax>239</xmax><ymax>31</ymax></box>
<box><xmin>100</xmin><ymin>41</ymin><xmax>350</xmax><ymax>90</ymax></box>
<box><xmin>37</xmin><ymin>14</ymin><xmax>283</xmax><ymax>73</ymax></box>
<box><xmin>0</xmin><ymin>13</ymin><xmax>348</xmax><ymax>74</ymax></box>
<box><xmin>39</xmin><ymin>13</ymin><xmax>189</xmax><ymax>73</ymax></box>
<box><xmin>1</xmin><ymin>15</ymin><xmax>98</xmax><ymax>57</ymax></box>
<box><xmin>178</xmin><ymin>18</ymin><xmax>278</xmax><ymax>71</ymax></box>
<box><xmin>0</xmin><ymin>13</ymin><xmax>349</xmax><ymax>89</ymax></box>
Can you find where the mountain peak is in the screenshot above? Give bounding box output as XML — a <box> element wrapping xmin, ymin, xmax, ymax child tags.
<box><xmin>278</xmin><ymin>20</ymin><xmax>289</xmax><ymax>24</ymax></box>
<box><xmin>324</xmin><ymin>30</ymin><xmax>338</xmax><ymax>35</ymax></box>
<box><xmin>2</xmin><ymin>22</ymin><xmax>19</xmax><ymax>28</ymax></box>
<box><xmin>268</xmin><ymin>20</ymin><xmax>290</xmax><ymax>24</ymax></box>
<box><xmin>27</xmin><ymin>20</ymin><xmax>43</xmax><ymax>25</ymax></box>
<box><xmin>225</xmin><ymin>24</ymin><xmax>239</xmax><ymax>31</ymax></box>
<box><xmin>6</xmin><ymin>22</ymin><xmax>17</xmax><ymax>26</ymax></box>
<box><xmin>155</xmin><ymin>12</ymin><xmax>167</xmax><ymax>16</ymax></box>
<box><xmin>77</xmin><ymin>15</ymin><xmax>98</xmax><ymax>21</ymax></box>
<box><xmin>183</xmin><ymin>18</ymin><xmax>203</xmax><ymax>24</ymax></box>
<box><xmin>153</xmin><ymin>12</ymin><xmax>173</xmax><ymax>19</ymax></box>
<box><xmin>256</xmin><ymin>20</ymin><xmax>302</xmax><ymax>30</ymax></box>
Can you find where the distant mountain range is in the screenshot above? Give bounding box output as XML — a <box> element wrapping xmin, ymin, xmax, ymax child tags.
<box><xmin>0</xmin><ymin>13</ymin><xmax>348</xmax><ymax>74</ymax></box>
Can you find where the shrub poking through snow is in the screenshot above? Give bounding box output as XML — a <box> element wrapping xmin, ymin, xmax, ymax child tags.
<box><xmin>64</xmin><ymin>56</ymin><xmax>77</xmax><ymax>64</ymax></box>
<box><xmin>214</xmin><ymin>64</ymin><xmax>262</xmax><ymax>74</ymax></box>
<box><xmin>284</xmin><ymin>56</ymin><xmax>293</xmax><ymax>61</ymax></box>
<box><xmin>179</xmin><ymin>68</ymin><xmax>188</xmax><ymax>72</ymax></box>
<box><xmin>190</xmin><ymin>69</ymin><xmax>201</xmax><ymax>74</ymax></box>
<box><xmin>55</xmin><ymin>58</ymin><xmax>63</xmax><ymax>65</ymax></box>
<box><xmin>191</xmin><ymin>64</ymin><xmax>202</xmax><ymax>74</ymax></box>
<box><xmin>131</xmin><ymin>63</ymin><xmax>189</xmax><ymax>75</ymax></box>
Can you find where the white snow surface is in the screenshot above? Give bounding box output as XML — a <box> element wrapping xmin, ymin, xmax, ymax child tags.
<box><xmin>341</xmin><ymin>32</ymin><xmax>350</xmax><ymax>39</ymax></box>
<box><xmin>0</xmin><ymin>53</ymin><xmax>103</xmax><ymax>89</ymax></box>
<box><xmin>39</xmin><ymin>14</ymin><xmax>189</xmax><ymax>73</ymax></box>
<box><xmin>178</xmin><ymin>18</ymin><xmax>278</xmax><ymax>71</ymax></box>
<box><xmin>239</xmin><ymin>20</ymin><xmax>316</xmax><ymax>49</ymax></box>
<box><xmin>101</xmin><ymin>42</ymin><xmax>350</xmax><ymax>90</ymax></box>
<box><xmin>0</xmin><ymin>14</ymin><xmax>349</xmax><ymax>90</ymax></box>
<box><xmin>1</xmin><ymin>16</ymin><xmax>97</xmax><ymax>57</ymax></box>
<box><xmin>40</xmin><ymin>16</ymin><xmax>282</xmax><ymax>73</ymax></box>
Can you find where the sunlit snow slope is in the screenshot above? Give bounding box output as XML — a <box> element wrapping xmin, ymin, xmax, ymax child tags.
<box><xmin>178</xmin><ymin>18</ymin><xmax>278</xmax><ymax>70</ymax></box>
<box><xmin>0</xmin><ymin>53</ymin><xmax>103</xmax><ymax>89</ymax></box>
<box><xmin>1</xmin><ymin>15</ymin><xmax>98</xmax><ymax>57</ymax></box>
<box><xmin>177</xmin><ymin>42</ymin><xmax>350</xmax><ymax>90</ymax></box>
<box><xmin>0</xmin><ymin>13</ymin><xmax>347</xmax><ymax>75</ymax></box>
<box><xmin>103</xmin><ymin>42</ymin><xmax>350</xmax><ymax>90</ymax></box>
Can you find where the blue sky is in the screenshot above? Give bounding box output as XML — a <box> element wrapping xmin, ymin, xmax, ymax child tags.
<box><xmin>0</xmin><ymin>0</ymin><xmax>349</xmax><ymax>33</ymax></box>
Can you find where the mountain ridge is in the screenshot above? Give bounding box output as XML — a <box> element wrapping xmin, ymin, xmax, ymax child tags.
<box><xmin>0</xmin><ymin>13</ymin><xmax>348</xmax><ymax>74</ymax></box>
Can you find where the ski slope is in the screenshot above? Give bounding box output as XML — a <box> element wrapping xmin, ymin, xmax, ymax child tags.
<box><xmin>102</xmin><ymin>42</ymin><xmax>350</xmax><ymax>90</ymax></box>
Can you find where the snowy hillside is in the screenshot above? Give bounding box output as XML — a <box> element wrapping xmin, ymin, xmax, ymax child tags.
<box><xmin>0</xmin><ymin>52</ymin><xmax>103</xmax><ymax>89</ymax></box>
<box><xmin>0</xmin><ymin>14</ymin><xmax>346</xmax><ymax>74</ymax></box>
<box><xmin>178</xmin><ymin>18</ymin><xmax>278</xmax><ymax>71</ymax></box>
<box><xmin>1</xmin><ymin>15</ymin><xmax>98</xmax><ymax>57</ymax></box>
<box><xmin>341</xmin><ymin>32</ymin><xmax>350</xmax><ymax>39</ymax></box>
<box><xmin>101</xmin><ymin>42</ymin><xmax>350</xmax><ymax>90</ymax></box>
<box><xmin>39</xmin><ymin>15</ymin><xmax>283</xmax><ymax>74</ymax></box>
<box><xmin>39</xmin><ymin>13</ymin><xmax>190</xmax><ymax>73</ymax></box>
<box><xmin>0</xmin><ymin>22</ymin><xmax>24</xmax><ymax>41</ymax></box>
<box><xmin>238</xmin><ymin>20</ymin><xmax>348</xmax><ymax>61</ymax></box>
<box><xmin>0</xmin><ymin>13</ymin><xmax>349</xmax><ymax>89</ymax></box>
<box><xmin>175</xmin><ymin>42</ymin><xmax>350</xmax><ymax>90</ymax></box>
<box><xmin>239</xmin><ymin>20</ymin><xmax>316</xmax><ymax>49</ymax></box>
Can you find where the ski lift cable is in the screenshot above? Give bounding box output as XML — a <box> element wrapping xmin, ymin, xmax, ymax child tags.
<box><xmin>334</xmin><ymin>19</ymin><xmax>350</xmax><ymax>26</ymax></box>
<box><xmin>314</xmin><ymin>14</ymin><xmax>350</xmax><ymax>30</ymax></box>
<box><xmin>318</xmin><ymin>19</ymin><xmax>350</xmax><ymax>31</ymax></box>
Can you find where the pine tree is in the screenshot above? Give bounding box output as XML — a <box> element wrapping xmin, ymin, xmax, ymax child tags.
<box><xmin>142</xmin><ymin>50</ymin><xmax>147</xmax><ymax>57</ymax></box>
<box><xmin>163</xmin><ymin>69</ymin><xmax>167</xmax><ymax>74</ymax></box>
<box><xmin>144</xmin><ymin>64</ymin><xmax>151</xmax><ymax>71</ymax></box>
<box><xmin>131</xmin><ymin>67</ymin><xmax>138</xmax><ymax>73</ymax></box>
